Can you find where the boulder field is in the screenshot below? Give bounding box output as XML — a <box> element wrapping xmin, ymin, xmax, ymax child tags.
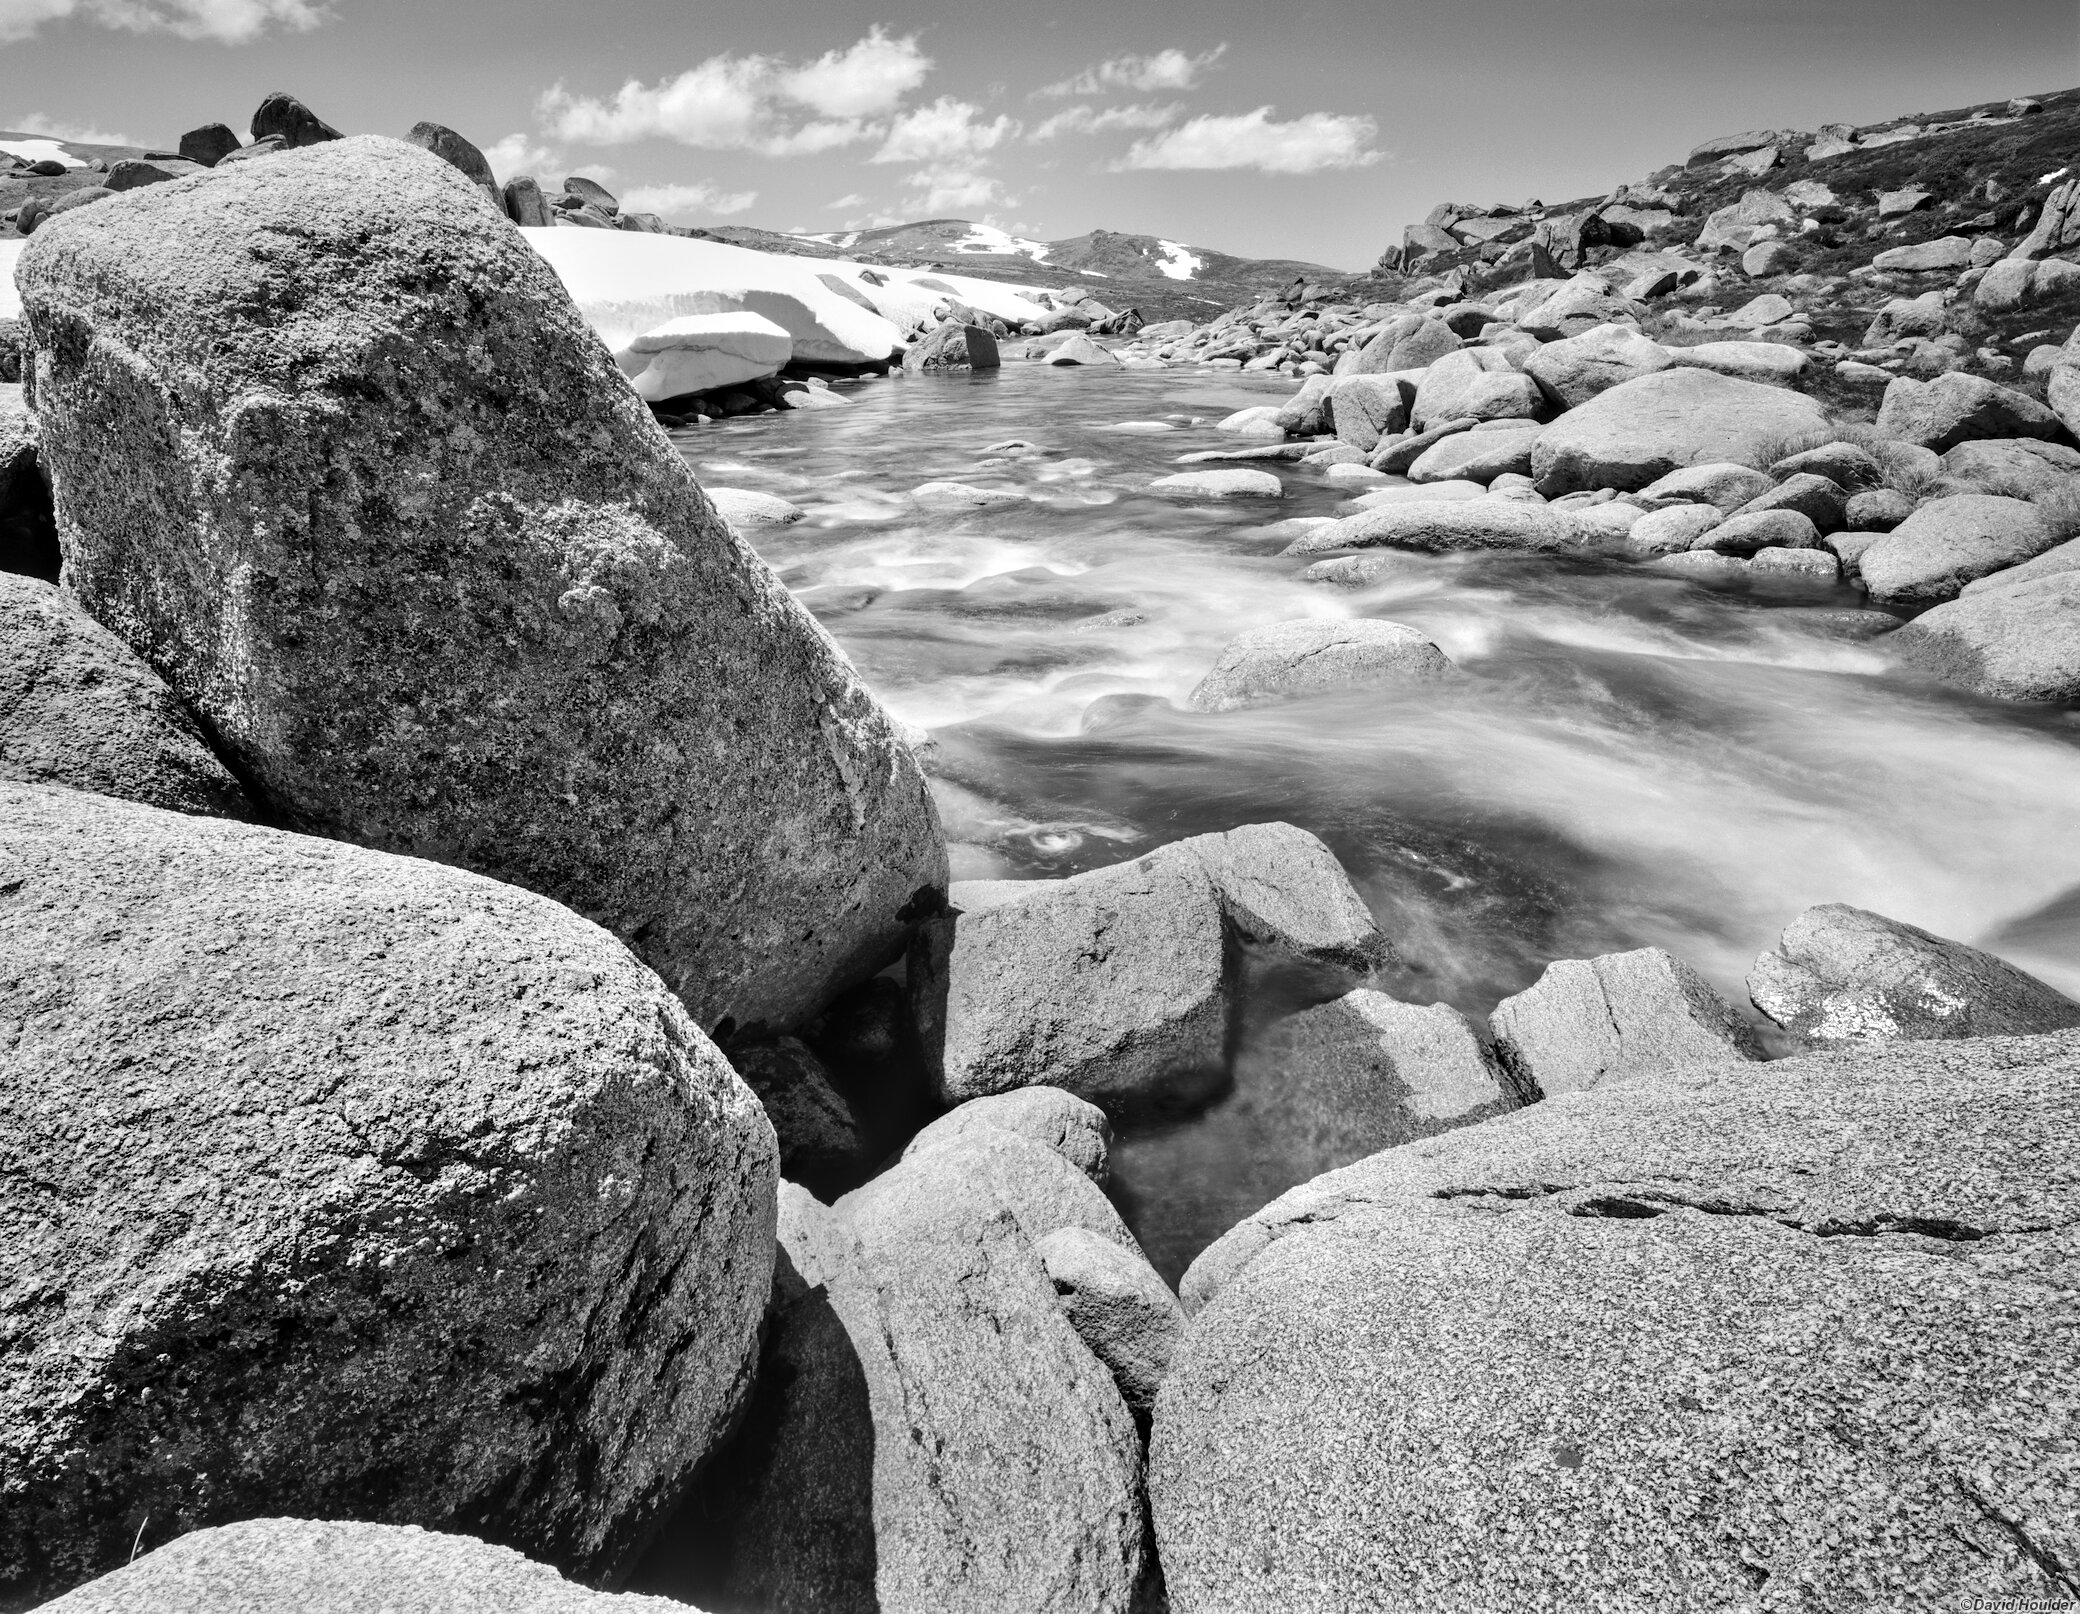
<box><xmin>3</xmin><ymin>82</ymin><xmax>2080</xmax><ymax>1614</ymax></box>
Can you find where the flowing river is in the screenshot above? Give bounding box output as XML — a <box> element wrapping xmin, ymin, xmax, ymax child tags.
<box><xmin>675</xmin><ymin>364</ymin><xmax>2080</xmax><ymax>1282</ymax></box>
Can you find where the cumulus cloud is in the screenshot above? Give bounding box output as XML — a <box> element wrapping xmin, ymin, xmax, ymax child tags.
<box><xmin>871</xmin><ymin>97</ymin><xmax>1015</xmax><ymax>165</ymax></box>
<box><xmin>8</xmin><ymin>110</ymin><xmax>134</xmax><ymax>144</ymax></box>
<box><xmin>778</xmin><ymin>28</ymin><xmax>931</xmax><ymax>117</ymax></box>
<box><xmin>1112</xmin><ymin>107</ymin><xmax>1383</xmax><ymax>174</ymax></box>
<box><xmin>538</xmin><ymin>29</ymin><xmax>929</xmax><ymax>157</ymax></box>
<box><xmin>825</xmin><ymin>192</ymin><xmax>868</xmax><ymax>209</ymax></box>
<box><xmin>620</xmin><ymin>181</ymin><xmax>759</xmax><ymax>219</ymax></box>
<box><xmin>482</xmin><ymin>132</ymin><xmax>561</xmax><ymax>183</ymax></box>
<box><xmin>0</xmin><ymin>0</ymin><xmax>324</xmax><ymax>42</ymax></box>
<box><xmin>1030</xmin><ymin>102</ymin><xmax>1179</xmax><ymax>141</ymax></box>
<box><xmin>903</xmin><ymin>164</ymin><xmax>1006</xmax><ymax>214</ymax></box>
<box><xmin>1039</xmin><ymin>45</ymin><xmax>1226</xmax><ymax>98</ymax></box>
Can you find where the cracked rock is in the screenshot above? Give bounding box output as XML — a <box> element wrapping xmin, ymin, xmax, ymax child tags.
<box><xmin>913</xmin><ymin>823</ymin><xmax>1391</xmax><ymax>1110</ymax></box>
<box><xmin>1489</xmin><ymin>945</ymin><xmax>1762</xmax><ymax>1098</ymax></box>
<box><xmin>1748</xmin><ymin>903</ymin><xmax>2080</xmax><ymax>1044</ymax></box>
<box><xmin>1156</xmin><ymin>1030</ymin><xmax>2080</xmax><ymax>1612</ymax></box>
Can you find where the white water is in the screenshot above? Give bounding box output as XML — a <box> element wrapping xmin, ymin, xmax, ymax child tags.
<box><xmin>677</xmin><ymin>364</ymin><xmax>2080</xmax><ymax>1270</ymax></box>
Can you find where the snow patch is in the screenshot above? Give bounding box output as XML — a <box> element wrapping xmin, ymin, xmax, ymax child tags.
<box><xmin>0</xmin><ymin>138</ymin><xmax>85</xmax><ymax>170</ymax></box>
<box><xmin>951</xmin><ymin>222</ymin><xmax>1052</xmax><ymax>262</ymax></box>
<box><xmin>1155</xmin><ymin>240</ymin><xmax>1205</xmax><ymax>281</ymax></box>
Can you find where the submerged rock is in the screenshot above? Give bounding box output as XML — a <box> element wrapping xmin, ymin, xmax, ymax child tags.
<box><xmin>0</xmin><ymin>574</ymin><xmax>251</xmax><ymax>818</ymax></box>
<box><xmin>1748</xmin><ymin>903</ymin><xmax>2080</xmax><ymax>1044</ymax></box>
<box><xmin>18</xmin><ymin>136</ymin><xmax>944</xmax><ymax>1035</ymax></box>
<box><xmin>1186</xmin><ymin>618</ymin><xmax>1455</xmax><ymax>711</ymax></box>
<box><xmin>0</xmin><ymin>783</ymin><xmax>777</xmax><ymax>1607</ymax></box>
<box><xmin>1155</xmin><ymin>1030</ymin><xmax>2080</xmax><ymax>1610</ymax></box>
<box><xmin>1489</xmin><ymin>946</ymin><xmax>1761</xmax><ymax>1098</ymax></box>
<box><xmin>40</xmin><ymin>1520</ymin><xmax>701</xmax><ymax>1614</ymax></box>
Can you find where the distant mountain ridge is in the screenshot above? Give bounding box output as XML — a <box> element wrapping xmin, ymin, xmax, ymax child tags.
<box><xmin>696</xmin><ymin>217</ymin><xmax>1352</xmax><ymax>320</ymax></box>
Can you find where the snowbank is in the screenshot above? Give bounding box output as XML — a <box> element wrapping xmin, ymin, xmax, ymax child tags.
<box><xmin>0</xmin><ymin>240</ymin><xmax>25</xmax><ymax>320</ymax></box>
<box><xmin>619</xmin><ymin>312</ymin><xmax>792</xmax><ymax>401</ymax></box>
<box><xmin>524</xmin><ymin>228</ymin><xmax>903</xmax><ymax>365</ymax></box>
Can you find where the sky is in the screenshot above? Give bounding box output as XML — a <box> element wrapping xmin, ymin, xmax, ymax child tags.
<box><xmin>0</xmin><ymin>0</ymin><xmax>2074</xmax><ymax>268</ymax></box>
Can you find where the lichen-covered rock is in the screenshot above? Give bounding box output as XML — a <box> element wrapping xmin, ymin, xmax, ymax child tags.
<box><xmin>1748</xmin><ymin>903</ymin><xmax>2080</xmax><ymax>1044</ymax></box>
<box><xmin>1186</xmin><ymin>618</ymin><xmax>1455</xmax><ymax>711</ymax></box>
<box><xmin>40</xmin><ymin>1520</ymin><xmax>704</xmax><ymax>1614</ymax></box>
<box><xmin>0</xmin><ymin>575</ymin><xmax>251</xmax><ymax>818</ymax></box>
<box><xmin>1156</xmin><ymin>1031</ymin><xmax>2080</xmax><ymax>1611</ymax></box>
<box><xmin>0</xmin><ymin>783</ymin><xmax>778</xmax><ymax>1609</ymax></box>
<box><xmin>1490</xmin><ymin>946</ymin><xmax>1761</xmax><ymax>1097</ymax></box>
<box><xmin>1531</xmin><ymin>368</ymin><xmax>1829</xmax><ymax>495</ymax></box>
<box><xmin>17</xmin><ymin>136</ymin><xmax>943</xmax><ymax>1035</ymax></box>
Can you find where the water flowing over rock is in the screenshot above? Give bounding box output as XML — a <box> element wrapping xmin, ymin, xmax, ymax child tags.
<box><xmin>1489</xmin><ymin>946</ymin><xmax>1761</xmax><ymax>1097</ymax></box>
<box><xmin>0</xmin><ymin>783</ymin><xmax>778</xmax><ymax>1608</ymax></box>
<box><xmin>1186</xmin><ymin>618</ymin><xmax>1455</xmax><ymax>711</ymax></box>
<box><xmin>1531</xmin><ymin>368</ymin><xmax>1830</xmax><ymax>494</ymax></box>
<box><xmin>17</xmin><ymin>136</ymin><xmax>944</xmax><ymax>1035</ymax></box>
<box><xmin>1748</xmin><ymin>903</ymin><xmax>2080</xmax><ymax>1043</ymax></box>
<box><xmin>0</xmin><ymin>574</ymin><xmax>251</xmax><ymax>818</ymax></box>
<box><xmin>39</xmin><ymin>1521</ymin><xmax>706</xmax><ymax>1614</ymax></box>
<box><xmin>1155</xmin><ymin>1031</ymin><xmax>2080</xmax><ymax>1610</ymax></box>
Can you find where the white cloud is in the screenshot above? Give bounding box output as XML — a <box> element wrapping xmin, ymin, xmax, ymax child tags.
<box><xmin>1030</xmin><ymin>102</ymin><xmax>1179</xmax><ymax>141</ymax></box>
<box><xmin>538</xmin><ymin>31</ymin><xmax>928</xmax><ymax>157</ymax></box>
<box><xmin>826</xmin><ymin>192</ymin><xmax>868</xmax><ymax>209</ymax></box>
<box><xmin>0</xmin><ymin>0</ymin><xmax>324</xmax><ymax>42</ymax></box>
<box><xmin>777</xmin><ymin>28</ymin><xmax>930</xmax><ymax>118</ymax></box>
<box><xmin>8</xmin><ymin>110</ymin><xmax>134</xmax><ymax>145</ymax></box>
<box><xmin>1039</xmin><ymin>45</ymin><xmax>1226</xmax><ymax>98</ymax></box>
<box><xmin>903</xmin><ymin>165</ymin><xmax>1006</xmax><ymax>214</ymax></box>
<box><xmin>482</xmin><ymin>132</ymin><xmax>560</xmax><ymax>183</ymax></box>
<box><xmin>1112</xmin><ymin>107</ymin><xmax>1383</xmax><ymax>174</ymax></box>
<box><xmin>620</xmin><ymin>181</ymin><xmax>758</xmax><ymax>219</ymax></box>
<box><xmin>872</xmin><ymin>97</ymin><xmax>1015</xmax><ymax>165</ymax></box>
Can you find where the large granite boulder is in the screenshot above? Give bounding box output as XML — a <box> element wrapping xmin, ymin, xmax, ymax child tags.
<box><xmin>1186</xmin><ymin>618</ymin><xmax>1455</xmax><ymax>711</ymax></box>
<box><xmin>17</xmin><ymin>136</ymin><xmax>943</xmax><ymax>1035</ymax></box>
<box><xmin>1521</xmin><ymin>322</ymin><xmax>1672</xmax><ymax>409</ymax></box>
<box><xmin>0</xmin><ymin>574</ymin><xmax>251</xmax><ymax>818</ymax></box>
<box><xmin>914</xmin><ymin>823</ymin><xmax>1389</xmax><ymax>1110</ymax></box>
<box><xmin>1489</xmin><ymin>946</ymin><xmax>1761</xmax><ymax>1097</ymax></box>
<box><xmin>1531</xmin><ymin>368</ymin><xmax>1830</xmax><ymax>495</ymax></box>
<box><xmin>1749</xmin><ymin>903</ymin><xmax>2080</xmax><ymax>1044</ymax></box>
<box><xmin>39</xmin><ymin>1520</ymin><xmax>702</xmax><ymax>1614</ymax></box>
<box><xmin>404</xmin><ymin>120</ymin><xmax>500</xmax><ymax>205</ymax></box>
<box><xmin>649</xmin><ymin>1131</ymin><xmax>1148</xmax><ymax>1613</ymax></box>
<box><xmin>1893</xmin><ymin>570</ymin><xmax>2080</xmax><ymax>701</ymax></box>
<box><xmin>1874</xmin><ymin>372</ymin><xmax>2066</xmax><ymax>453</ymax></box>
<box><xmin>1858</xmin><ymin>494</ymin><xmax>2056</xmax><ymax>606</ymax></box>
<box><xmin>1411</xmin><ymin>348</ymin><xmax>1543</xmax><ymax>430</ymax></box>
<box><xmin>250</xmin><ymin>91</ymin><xmax>341</xmax><ymax>148</ymax></box>
<box><xmin>0</xmin><ymin>783</ymin><xmax>778</xmax><ymax>1609</ymax></box>
<box><xmin>1036</xmin><ymin>1225</ymin><xmax>1187</xmax><ymax>1415</ymax></box>
<box><xmin>1155</xmin><ymin>1031</ymin><xmax>2080</xmax><ymax>1610</ymax></box>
